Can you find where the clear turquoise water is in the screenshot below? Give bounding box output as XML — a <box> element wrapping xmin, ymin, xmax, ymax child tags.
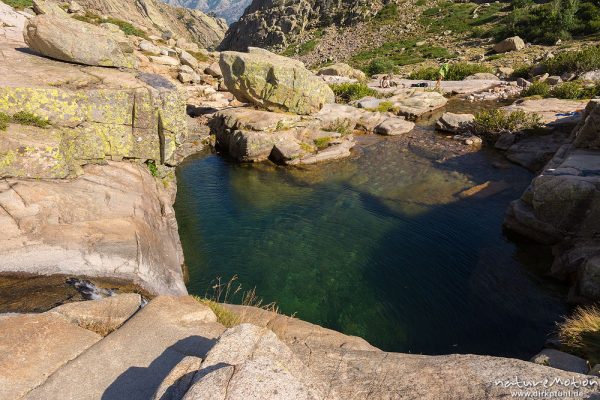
<box><xmin>174</xmin><ymin>128</ymin><xmax>567</xmax><ymax>359</ymax></box>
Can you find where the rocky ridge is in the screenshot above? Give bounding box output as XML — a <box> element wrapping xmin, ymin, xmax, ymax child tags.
<box><xmin>162</xmin><ymin>0</ymin><xmax>253</xmax><ymax>24</ymax></box>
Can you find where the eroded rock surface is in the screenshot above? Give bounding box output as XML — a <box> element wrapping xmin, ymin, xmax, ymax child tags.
<box><xmin>0</xmin><ymin>162</ymin><xmax>187</xmax><ymax>295</ymax></box>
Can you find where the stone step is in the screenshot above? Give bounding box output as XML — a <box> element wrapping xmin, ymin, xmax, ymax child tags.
<box><xmin>25</xmin><ymin>296</ymin><xmax>225</xmax><ymax>400</ymax></box>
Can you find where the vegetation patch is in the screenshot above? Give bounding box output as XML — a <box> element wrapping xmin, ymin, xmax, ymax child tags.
<box><xmin>195</xmin><ymin>298</ymin><xmax>241</xmax><ymax>328</ymax></box>
<box><xmin>330</xmin><ymin>82</ymin><xmax>377</xmax><ymax>103</ymax></box>
<box><xmin>409</xmin><ymin>63</ymin><xmax>493</xmax><ymax>81</ymax></box>
<box><xmin>11</xmin><ymin>111</ymin><xmax>50</xmax><ymax>128</ymax></box>
<box><xmin>282</xmin><ymin>30</ymin><xmax>324</xmax><ymax>57</ymax></box>
<box><xmin>74</xmin><ymin>12</ymin><xmax>147</xmax><ymax>38</ymax></box>
<box><xmin>472</xmin><ymin>109</ymin><xmax>543</xmax><ymax>138</ymax></box>
<box><xmin>522</xmin><ymin>80</ymin><xmax>600</xmax><ymax>99</ymax></box>
<box><xmin>490</xmin><ymin>0</ymin><xmax>600</xmax><ymax>44</ymax></box>
<box><xmin>351</xmin><ymin>39</ymin><xmax>454</xmax><ymax>75</ymax></box>
<box><xmin>558</xmin><ymin>306</ymin><xmax>600</xmax><ymax>365</ymax></box>
<box><xmin>367</xmin><ymin>101</ymin><xmax>397</xmax><ymax>113</ymax></box>
<box><xmin>2</xmin><ymin>0</ymin><xmax>32</xmax><ymax>9</ymax></box>
<box><xmin>419</xmin><ymin>1</ymin><xmax>505</xmax><ymax>35</ymax></box>
<box><xmin>146</xmin><ymin>160</ymin><xmax>159</xmax><ymax>177</ymax></box>
<box><xmin>544</xmin><ymin>46</ymin><xmax>600</xmax><ymax>75</ymax></box>
<box><xmin>0</xmin><ymin>112</ymin><xmax>9</xmax><ymax>131</ymax></box>
<box><xmin>373</xmin><ymin>3</ymin><xmax>399</xmax><ymax>25</ymax></box>
<box><xmin>187</xmin><ymin>50</ymin><xmax>210</xmax><ymax>62</ymax></box>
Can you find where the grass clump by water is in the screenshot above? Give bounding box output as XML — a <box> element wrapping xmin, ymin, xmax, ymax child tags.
<box><xmin>409</xmin><ymin>63</ymin><xmax>493</xmax><ymax>81</ymax></box>
<box><xmin>558</xmin><ymin>306</ymin><xmax>600</xmax><ymax>365</ymax></box>
<box><xmin>473</xmin><ymin>109</ymin><xmax>543</xmax><ymax>138</ymax></box>
<box><xmin>74</xmin><ymin>12</ymin><xmax>147</xmax><ymax>38</ymax></box>
<box><xmin>11</xmin><ymin>111</ymin><xmax>50</xmax><ymax>128</ymax></box>
<box><xmin>2</xmin><ymin>0</ymin><xmax>32</xmax><ymax>9</ymax></box>
<box><xmin>522</xmin><ymin>80</ymin><xmax>600</xmax><ymax>99</ymax></box>
<box><xmin>194</xmin><ymin>275</ymin><xmax>281</xmax><ymax>328</ymax></box>
<box><xmin>331</xmin><ymin>82</ymin><xmax>377</xmax><ymax>103</ymax></box>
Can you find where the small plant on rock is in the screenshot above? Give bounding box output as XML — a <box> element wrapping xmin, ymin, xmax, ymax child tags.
<box><xmin>313</xmin><ymin>137</ymin><xmax>331</xmax><ymax>150</ymax></box>
<box><xmin>146</xmin><ymin>160</ymin><xmax>159</xmax><ymax>177</ymax></box>
<box><xmin>11</xmin><ymin>111</ymin><xmax>50</xmax><ymax>128</ymax></box>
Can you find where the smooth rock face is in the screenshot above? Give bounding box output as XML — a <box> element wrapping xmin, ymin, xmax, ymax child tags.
<box><xmin>389</xmin><ymin>90</ymin><xmax>448</xmax><ymax>119</ymax></box>
<box><xmin>505</xmin><ymin>100</ymin><xmax>600</xmax><ymax>300</ymax></box>
<box><xmin>580</xmin><ymin>70</ymin><xmax>600</xmax><ymax>82</ymax></box>
<box><xmin>219</xmin><ymin>48</ymin><xmax>335</xmax><ymax>115</ymax></box>
<box><xmin>316</xmin><ymin>62</ymin><xmax>366</xmax><ymax>81</ymax></box>
<box><xmin>48</xmin><ymin>293</ymin><xmax>142</xmax><ymax>335</ymax></box>
<box><xmin>152</xmin><ymin>356</ymin><xmax>203</xmax><ymax>400</ymax></box>
<box><xmin>374</xmin><ymin>117</ymin><xmax>415</xmax><ymax>135</ymax></box>
<box><xmin>531</xmin><ymin>349</ymin><xmax>589</xmax><ymax>374</ymax></box>
<box><xmin>0</xmin><ymin>313</ymin><xmax>101</xmax><ymax>400</ymax></box>
<box><xmin>0</xmin><ymin>162</ymin><xmax>187</xmax><ymax>296</ymax></box>
<box><xmin>493</xmin><ymin>36</ymin><xmax>525</xmax><ymax>53</ymax></box>
<box><xmin>24</xmin><ymin>14</ymin><xmax>137</xmax><ymax>68</ymax></box>
<box><xmin>26</xmin><ymin>296</ymin><xmax>224</xmax><ymax>400</ymax></box>
<box><xmin>436</xmin><ymin>112</ymin><xmax>475</xmax><ymax>133</ymax></box>
<box><xmin>183</xmin><ymin>324</ymin><xmax>327</xmax><ymax>400</ymax></box>
<box><xmin>503</xmin><ymin>98</ymin><xmax>588</xmax><ymax>125</ymax></box>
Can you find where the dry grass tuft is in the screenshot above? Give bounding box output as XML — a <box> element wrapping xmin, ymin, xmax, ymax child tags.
<box><xmin>558</xmin><ymin>306</ymin><xmax>600</xmax><ymax>365</ymax></box>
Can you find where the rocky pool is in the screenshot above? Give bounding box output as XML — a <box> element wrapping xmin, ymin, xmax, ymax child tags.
<box><xmin>174</xmin><ymin>112</ymin><xmax>567</xmax><ymax>359</ymax></box>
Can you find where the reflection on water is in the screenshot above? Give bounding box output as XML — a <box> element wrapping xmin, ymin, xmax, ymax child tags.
<box><xmin>174</xmin><ymin>131</ymin><xmax>566</xmax><ymax>358</ymax></box>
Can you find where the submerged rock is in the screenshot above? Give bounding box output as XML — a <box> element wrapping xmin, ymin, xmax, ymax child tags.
<box><xmin>219</xmin><ymin>48</ymin><xmax>335</xmax><ymax>115</ymax></box>
<box><xmin>24</xmin><ymin>14</ymin><xmax>137</xmax><ymax>68</ymax></box>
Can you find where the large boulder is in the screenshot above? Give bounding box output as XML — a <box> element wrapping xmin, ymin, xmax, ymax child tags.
<box><xmin>219</xmin><ymin>48</ymin><xmax>335</xmax><ymax>115</ymax></box>
<box><xmin>436</xmin><ymin>112</ymin><xmax>475</xmax><ymax>133</ymax></box>
<box><xmin>24</xmin><ymin>14</ymin><xmax>137</xmax><ymax>68</ymax></box>
<box><xmin>493</xmin><ymin>36</ymin><xmax>525</xmax><ymax>53</ymax></box>
<box><xmin>316</xmin><ymin>62</ymin><xmax>366</xmax><ymax>81</ymax></box>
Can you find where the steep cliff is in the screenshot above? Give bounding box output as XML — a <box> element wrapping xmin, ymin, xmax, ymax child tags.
<box><xmin>219</xmin><ymin>0</ymin><xmax>384</xmax><ymax>51</ymax></box>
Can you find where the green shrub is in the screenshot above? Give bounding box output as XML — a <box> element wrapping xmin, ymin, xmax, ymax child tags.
<box><xmin>187</xmin><ymin>50</ymin><xmax>209</xmax><ymax>62</ymax></box>
<box><xmin>409</xmin><ymin>63</ymin><xmax>493</xmax><ymax>81</ymax></box>
<box><xmin>369</xmin><ymin>101</ymin><xmax>397</xmax><ymax>113</ymax></box>
<box><xmin>511</xmin><ymin>65</ymin><xmax>533</xmax><ymax>79</ymax></box>
<box><xmin>11</xmin><ymin>111</ymin><xmax>50</xmax><ymax>128</ymax></box>
<box><xmin>522</xmin><ymin>81</ymin><xmax>551</xmax><ymax>97</ymax></box>
<box><xmin>0</xmin><ymin>112</ymin><xmax>9</xmax><ymax>131</ymax></box>
<box><xmin>545</xmin><ymin>46</ymin><xmax>600</xmax><ymax>75</ymax></box>
<box><xmin>365</xmin><ymin>59</ymin><xmax>396</xmax><ymax>75</ymax></box>
<box><xmin>559</xmin><ymin>306</ymin><xmax>600</xmax><ymax>365</ymax></box>
<box><xmin>373</xmin><ymin>3</ymin><xmax>398</xmax><ymax>24</ymax></box>
<box><xmin>550</xmin><ymin>81</ymin><xmax>600</xmax><ymax>99</ymax></box>
<box><xmin>331</xmin><ymin>83</ymin><xmax>377</xmax><ymax>103</ymax></box>
<box><xmin>314</xmin><ymin>137</ymin><xmax>331</xmax><ymax>149</ymax></box>
<box><xmin>3</xmin><ymin>0</ymin><xmax>33</xmax><ymax>9</ymax></box>
<box><xmin>473</xmin><ymin>109</ymin><xmax>543</xmax><ymax>138</ymax></box>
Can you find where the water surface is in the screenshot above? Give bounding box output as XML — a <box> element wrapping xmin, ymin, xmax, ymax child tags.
<box><xmin>175</xmin><ymin>117</ymin><xmax>566</xmax><ymax>359</ymax></box>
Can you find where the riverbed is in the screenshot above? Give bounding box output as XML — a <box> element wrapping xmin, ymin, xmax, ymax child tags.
<box><xmin>174</xmin><ymin>103</ymin><xmax>567</xmax><ymax>359</ymax></box>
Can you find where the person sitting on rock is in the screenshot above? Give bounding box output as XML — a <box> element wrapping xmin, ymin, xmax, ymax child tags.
<box><xmin>380</xmin><ymin>75</ymin><xmax>390</xmax><ymax>88</ymax></box>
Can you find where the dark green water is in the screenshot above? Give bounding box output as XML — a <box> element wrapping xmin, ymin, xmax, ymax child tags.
<box><xmin>174</xmin><ymin>126</ymin><xmax>567</xmax><ymax>359</ymax></box>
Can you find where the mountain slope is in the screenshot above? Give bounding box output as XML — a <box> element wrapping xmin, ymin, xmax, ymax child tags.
<box><xmin>219</xmin><ymin>0</ymin><xmax>385</xmax><ymax>51</ymax></box>
<box><xmin>163</xmin><ymin>0</ymin><xmax>252</xmax><ymax>24</ymax></box>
